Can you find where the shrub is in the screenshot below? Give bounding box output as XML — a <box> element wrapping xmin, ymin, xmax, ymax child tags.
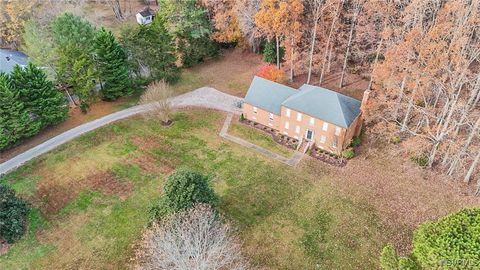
<box><xmin>0</xmin><ymin>185</ymin><xmax>30</xmax><ymax>244</ymax></box>
<box><xmin>380</xmin><ymin>244</ymin><xmax>399</xmax><ymax>270</ymax></box>
<box><xmin>80</xmin><ymin>102</ymin><xmax>89</xmax><ymax>114</ymax></box>
<box><xmin>391</xmin><ymin>136</ymin><xmax>401</xmax><ymax>144</ymax></box>
<box><xmin>350</xmin><ymin>136</ymin><xmax>361</xmax><ymax>147</ymax></box>
<box><xmin>412</xmin><ymin>208</ymin><xmax>480</xmax><ymax>269</ymax></box>
<box><xmin>150</xmin><ymin>169</ymin><xmax>218</xmax><ymax>221</ymax></box>
<box><xmin>410</xmin><ymin>154</ymin><xmax>428</xmax><ymax>167</ymax></box>
<box><xmin>240</xmin><ymin>113</ymin><xmax>245</xmax><ymax>121</ymax></box>
<box><xmin>138</xmin><ymin>204</ymin><xmax>249</xmax><ymax>270</ymax></box>
<box><xmin>342</xmin><ymin>148</ymin><xmax>355</xmax><ymax>159</ymax></box>
<box><xmin>256</xmin><ymin>64</ymin><xmax>286</xmax><ymax>83</ymax></box>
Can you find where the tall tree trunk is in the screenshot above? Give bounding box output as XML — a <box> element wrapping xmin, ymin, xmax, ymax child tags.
<box><xmin>466</xmin><ymin>150</ymin><xmax>480</xmax><ymax>184</ymax></box>
<box><xmin>401</xmin><ymin>79</ymin><xmax>418</xmax><ymax>131</ymax></box>
<box><xmin>393</xmin><ymin>77</ymin><xmax>406</xmax><ymax>120</ymax></box>
<box><xmin>339</xmin><ymin>7</ymin><xmax>360</xmax><ymax>88</ymax></box>
<box><xmin>276</xmin><ymin>35</ymin><xmax>280</xmax><ymax>69</ymax></box>
<box><xmin>367</xmin><ymin>25</ymin><xmax>386</xmax><ymax>91</ymax></box>
<box><xmin>448</xmin><ymin>116</ymin><xmax>480</xmax><ymax>176</ymax></box>
<box><xmin>289</xmin><ymin>36</ymin><xmax>294</xmax><ymax>81</ymax></box>
<box><xmin>307</xmin><ymin>18</ymin><xmax>319</xmax><ymax>84</ymax></box>
<box><xmin>319</xmin><ymin>0</ymin><xmax>342</xmax><ymax>85</ymax></box>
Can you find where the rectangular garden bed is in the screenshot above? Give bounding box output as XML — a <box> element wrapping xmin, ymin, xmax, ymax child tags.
<box><xmin>309</xmin><ymin>146</ymin><xmax>347</xmax><ymax>167</ymax></box>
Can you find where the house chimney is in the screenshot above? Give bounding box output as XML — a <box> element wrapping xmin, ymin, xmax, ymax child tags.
<box><xmin>360</xmin><ymin>89</ymin><xmax>371</xmax><ymax>114</ymax></box>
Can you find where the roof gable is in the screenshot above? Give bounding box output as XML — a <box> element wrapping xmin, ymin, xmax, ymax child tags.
<box><xmin>244</xmin><ymin>76</ymin><xmax>297</xmax><ymax>115</ymax></box>
<box><xmin>282</xmin><ymin>84</ymin><xmax>361</xmax><ymax>128</ymax></box>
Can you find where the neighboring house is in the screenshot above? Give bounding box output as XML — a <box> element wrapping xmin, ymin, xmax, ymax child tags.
<box><xmin>136</xmin><ymin>7</ymin><xmax>155</xmax><ymax>25</ymax></box>
<box><xmin>243</xmin><ymin>76</ymin><xmax>370</xmax><ymax>155</ymax></box>
<box><xmin>0</xmin><ymin>49</ymin><xmax>28</xmax><ymax>74</ymax></box>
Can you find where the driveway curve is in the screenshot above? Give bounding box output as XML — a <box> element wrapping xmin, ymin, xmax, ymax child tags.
<box><xmin>0</xmin><ymin>87</ymin><xmax>243</xmax><ymax>176</ymax></box>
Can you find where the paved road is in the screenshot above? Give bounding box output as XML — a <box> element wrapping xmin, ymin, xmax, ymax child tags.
<box><xmin>0</xmin><ymin>87</ymin><xmax>243</xmax><ymax>176</ymax></box>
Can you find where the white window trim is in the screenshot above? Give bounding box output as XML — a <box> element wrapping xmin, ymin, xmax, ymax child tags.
<box><xmin>253</xmin><ymin>106</ymin><xmax>257</xmax><ymax>114</ymax></box>
<box><xmin>335</xmin><ymin>126</ymin><xmax>341</xmax><ymax>136</ymax></box>
<box><xmin>295</xmin><ymin>125</ymin><xmax>300</xmax><ymax>134</ymax></box>
<box><xmin>322</xmin><ymin>122</ymin><xmax>329</xmax><ymax>131</ymax></box>
<box><xmin>269</xmin><ymin>113</ymin><xmax>274</xmax><ymax>120</ymax></box>
<box><xmin>286</xmin><ymin>108</ymin><xmax>291</xmax><ymax>117</ymax></box>
<box><xmin>309</xmin><ymin>117</ymin><xmax>315</xmax><ymax>126</ymax></box>
<box><xmin>305</xmin><ymin>129</ymin><xmax>314</xmax><ymax>140</ymax></box>
<box><xmin>297</xmin><ymin>112</ymin><xmax>302</xmax><ymax>121</ymax></box>
<box><xmin>284</xmin><ymin>121</ymin><xmax>289</xmax><ymax>129</ymax></box>
<box><xmin>320</xmin><ymin>135</ymin><xmax>326</xmax><ymax>144</ymax></box>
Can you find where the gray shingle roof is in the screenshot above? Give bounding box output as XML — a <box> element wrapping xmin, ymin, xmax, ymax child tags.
<box><xmin>0</xmin><ymin>49</ymin><xmax>28</xmax><ymax>74</ymax></box>
<box><xmin>282</xmin><ymin>84</ymin><xmax>361</xmax><ymax>128</ymax></box>
<box><xmin>244</xmin><ymin>76</ymin><xmax>297</xmax><ymax>115</ymax></box>
<box><xmin>243</xmin><ymin>77</ymin><xmax>361</xmax><ymax>128</ymax></box>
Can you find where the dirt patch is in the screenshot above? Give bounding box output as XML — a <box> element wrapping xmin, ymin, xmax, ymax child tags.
<box><xmin>130</xmin><ymin>155</ymin><xmax>174</xmax><ymax>174</ymax></box>
<box><xmin>188</xmin><ymin>49</ymin><xmax>263</xmax><ymax>96</ymax></box>
<box><xmin>35</xmin><ymin>171</ymin><xmax>133</xmax><ymax>215</ymax></box>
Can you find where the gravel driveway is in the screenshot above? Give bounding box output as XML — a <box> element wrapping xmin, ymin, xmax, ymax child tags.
<box><xmin>0</xmin><ymin>87</ymin><xmax>243</xmax><ymax>176</ymax></box>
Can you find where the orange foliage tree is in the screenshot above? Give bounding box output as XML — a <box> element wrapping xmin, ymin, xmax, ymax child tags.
<box><xmin>256</xmin><ymin>64</ymin><xmax>286</xmax><ymax>83</ymax></box>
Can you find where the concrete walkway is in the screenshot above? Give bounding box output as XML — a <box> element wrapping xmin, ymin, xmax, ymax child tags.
<box><xmin>219</xmin><ymin>113</ymin><xmax>304</xmax><ymax>166</ymax></box>
<box><xmin>0</xmin><ymin>87</ymin><xmax>243</xmax><ymax>176</ymax></box>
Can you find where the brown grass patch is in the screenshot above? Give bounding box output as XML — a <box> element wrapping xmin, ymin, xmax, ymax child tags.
<box><xmin>35</xmin><ymin>171</ymin><xmax>133</xmax><ymax>215</ymax></box>
<box><xmin>130</xmin><ymin>155</ymin><xmax>174</xmax><ymax>174</ymax></box>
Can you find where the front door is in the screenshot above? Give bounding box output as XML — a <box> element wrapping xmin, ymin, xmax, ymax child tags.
<box><xmin>305</xmin><ymin>129</ymin><xmax>314</xmax><ymax>141</ymax></box>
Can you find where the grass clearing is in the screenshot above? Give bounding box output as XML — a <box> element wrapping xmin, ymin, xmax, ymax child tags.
<box><xmin>229</xmin><ymin>119</ymin><xmax>294</xmax><ymax>157</ymax></box>
<box><xmin>0</xmin><ymin>108</ymin><xmax>477</xmax><ymax>269</ymax></box>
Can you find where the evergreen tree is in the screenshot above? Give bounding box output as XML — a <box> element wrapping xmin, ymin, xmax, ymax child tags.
<box><xmin>262</xmin><ymin>40</ymin><xmax>276</xmax><ymax>64</ymax></box>
<box><xmin>94</xmin><ymin>28</ymin><xmax>131</xmax><ymax>101</ymax></box>
<box><xmin>158</xmin><ymin>0</ymin><xmax>218</xmax><ymax>67</ymax></box>
<box><xmin>51</xmin><ymin>13</ymin><xmax>97</xmax><ymax>105</ymax></box>
<box><xmin>120</xmin><ymin>21</ymin><xmax>179</xmax><ymax>83</ymax></box>
<box><xmin>10</xmin><ymin>63</ymin><xmax>68</xmax><ymax>128</ymax></box>
<box><xmin>0</xmin><ymin>74</ymin><xmax>30</xmax><ymax>150</ymax></box>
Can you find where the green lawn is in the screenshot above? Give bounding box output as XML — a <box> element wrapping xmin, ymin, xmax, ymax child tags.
<box><xmin>0</xmin><ymin>109</ymin><xmax>387</xmax><ymax>269</ymax></box>
<box><xmin>229</xmin><ymin>119</ymin><xmax>295</xmax><ymax>157</ymax></box>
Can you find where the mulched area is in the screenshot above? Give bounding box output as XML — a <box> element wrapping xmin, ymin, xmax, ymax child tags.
<box><xmin>309</xmin><ymin>146</ymin><xmax>347</xmax><ymax>167</ymax></box>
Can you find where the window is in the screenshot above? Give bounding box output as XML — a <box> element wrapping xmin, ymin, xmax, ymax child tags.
<box><xmin>332</xmin><ymin>138</ymin><xmax>337</xmax><ymax>148</ymax></box>
<box><xmin>284</xmin><ymin>121</ymin><xmax>289</xmax><ymax>129</ymax></box>
<box><xmin>283</xmin><ymin>131</ymin><xmax>288</xmax><ymax>135</ymax></box>
<box><xmin>269</xmin><ymin>113</ymin><xmax>274</xmax><ymax>120</ymax></box>
<box><xmin>322</xmin><ymin>122</ymin><xmax>329</xmax><ymax>131</ymax></box>
<box><xmin>286</xmin><ymin>108</ymin><xmax>291</xmax><ymax>117</ymax></box>
<box><xmin>335</xmin><ymin>126</ymin><xmax>341</xmax><ymax>136</ymax></box>
<box><xmin>253</xmin><ymin>107</ymin><xmax>257</xmax><ymax>114</ymax></box>
<box><xmin>297</xmin><ymin>112</ymin><xmax>302</xmax><ymax>121</ymax></box>
<box><xmin>309</xmin><ymin>117</ymin><xmax>315</xmax><ymax>126</ymax></box>
<box><xmin>295</xmin><ymin>126</ymin><xmax>300</xmax><ymax>134</ymax></box>
<box><xmin>252</xmin><ymin>116</ymin><xmax>256</xmax><ymax>120</ymax></box>
<box><xmin>320</xmin><ymin>135</ymin><xmax>326</xmax><ymax>144</ymax></box>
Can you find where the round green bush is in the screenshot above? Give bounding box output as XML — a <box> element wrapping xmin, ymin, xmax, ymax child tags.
<box><xmin>0</xmin><ymin>185</ymin><xmax>29</xmax><ymax>244</ymax></box>
<box><xmin>413</xmin><ymin>208</ymin><xmax>480</xmax><ymax>269</ymax></box>
<box><xmin>150</xmin><ymin>169</ymin><xmax>218</xmax><ymax>221</ymax></box>
<box><xmin>342</xmin><ymin>148</ymin><xmax>355</xmax><ymax>159</ymax></box>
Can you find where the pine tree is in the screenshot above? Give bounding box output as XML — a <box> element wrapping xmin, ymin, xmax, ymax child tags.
<box><xmin>94</xmin><ymin>28</ymin><xmax>131</xmax><ymax>101</ymax></box>
<box><xmin>10</xmin><ymin>63</ymin><xmax>68</xmax><ymax>128</ymax></box>
<box><xmin>0</xmin><ymin>73</ymin><xmax>30</xmax><ymax>150</ymax></box>
<box><xmin>262</xmin><ymin>40</ymin><xmax>276</xmax><ymax>64</ymax></box>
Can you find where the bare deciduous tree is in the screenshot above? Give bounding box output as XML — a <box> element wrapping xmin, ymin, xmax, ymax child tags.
<box><xmin>140</xmin><ymin>80</ymin><xmax>174</xmax><ymax>125</ymax></box>
<box><xmin>134</xmin><ymin>204</ymin><xmax>250</xmax><ymax>270</ymax></box>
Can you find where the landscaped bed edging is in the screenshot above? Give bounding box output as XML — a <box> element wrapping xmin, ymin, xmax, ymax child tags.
<box><xmin>239</xmin><ymin>118</ymin><xmax>299</xmax><ymax>150</ymax></box>
<box><xmin>309</xmin><ymin>146</ymin><xmax>347</xmax><ymax>167</ymax></box>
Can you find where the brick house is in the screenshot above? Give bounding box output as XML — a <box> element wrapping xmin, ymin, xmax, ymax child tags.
<box><xmin>243</xmin><ymin>76</ymin><xmax>369</xmax><ymax>155</ymax></box>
